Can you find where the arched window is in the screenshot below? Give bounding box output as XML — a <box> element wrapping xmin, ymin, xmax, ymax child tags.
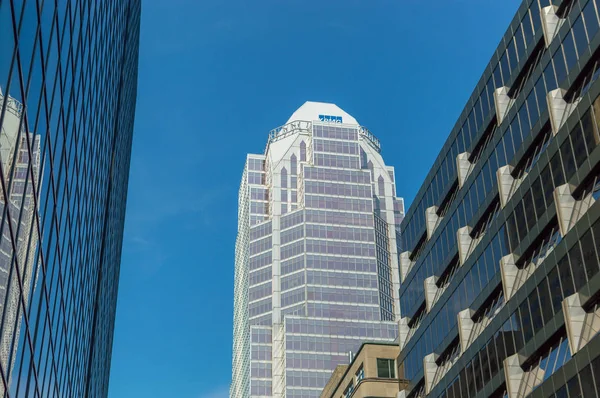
<box><xmin>378</xmin><ymin>176</ymin><xmax>386</xmax><ymax>197</ymax></box>
<box><xmin>367</xmin><ymin>161</ymin><xmax>374</xmax><ymax>182</ymax></box>
<box><xmin>290</xmin><ymin>154</ymin><xmax>297</xmax><ymax>175</ymax></box>
<box><xmin>281</xmin><ymin>167</ymin><xmax>287</xmax><ymax>188</ymax></box>
<box><xmin>360</xmin><ymin>147</ymin><xmax>368</xmax><ymax>169</ymax></box>
<box><xmin>300</xmin><ymin>141</ymin><xmax>306</xmax><ymax>162</ymax></box>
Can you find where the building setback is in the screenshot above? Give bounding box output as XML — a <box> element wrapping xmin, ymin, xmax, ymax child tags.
<box><xmin>0</xmin><ymin>1</ymin><xmax>140</xmax><ymax>396</ymax></box>
<box><xmin>398</xmin><ymin>0</ymin><xmax>600</xmax><ymax>397</ymax></box>
<box><xmin>231</xmin><ymin>102</ymin><xmax>405</xmax><ymax>398</ymax></box>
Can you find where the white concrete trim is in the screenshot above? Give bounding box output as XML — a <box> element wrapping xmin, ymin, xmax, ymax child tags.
<box><xmin>563</xmin><ymin>293</ymin><xmax>587</xmax><ymax>355</ymax></box>
<box><xmin>457</xmin><ymin>308</ymin><xmax>475</xmax><ymax>353</ymax></box>
<box><xmin>547</xmin><ymin>89</ymin><xmax>581</xmax><ymax>136</ymax></box>
<box><xmin>424</xmin><ymin>276</ymin><xmax>439</xmax><ymax>313</ymax></box>
<box><xmin>500</xmin><ymin>253</ymin><xmax>521</xmax><ymax>301</ymax></box>
<box><xmin>426</xmin><ymin>206</ymin><xmax>441</xmax><ymax>240</ymax></box>
<box><xmin>396</xmin><ymin>390</ymin><xmax>408</xmax><ymax>398</ymax></box>
<box><xmin>541</xmin><ymin>5</ymin><xmax>565</xmax><ymax>47</ymax></box>
<box><xmin>423</xmin><ymin>353</ymin><xmax>439</xmax><ymax>395</ymax></box>
<box><xmin>494</xmin><ymin>87</ymin><xmax>513</xmax><ymax>125</ymax></box>
<box><xmin>562</xmin><ymin>293</ymin><xmax>600</xmax><ymax>355</ymax></box>
<box><xmin>457</xmin><ymin>226</ymin><xmax>473</xmax><ymax>265</ymax></box>
<box><xmin>400</xmin><ymin>251</ymin><xmax>414</xmax><ymax>283</ymax></box>
<box><xmin>554</xmin><ymin>183</ymin><xmax>596</xmax><ymax>237</ymax></box>
<box><xmin>503</xmin><ymin>354</ymin><xmax>545</xmax><ymax>398</ymax></box>
<box><xmin>456</xmin><ymin>152</ymin><xmax>472</xmax><ymax>189</ymax></box>
<box><xmin>496</xmin><ymin>165</ymin><xmax>528</xmax><ymax>208</ymax></box>
<box><xmin>398</xmin><ymin>317</ymin><xmax>410</xmax><ymax>349</ymax></box>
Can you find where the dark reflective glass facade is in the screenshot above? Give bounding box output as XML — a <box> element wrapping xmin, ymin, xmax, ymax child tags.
<box><xmin>399</xmin><ymin>1</ymin><xmax>600</xmax><ymax>397</ymax></box>
<box><xmin>0</xmin><ymin>1</ymin><xmax>140</xmax><ymax>396</ymax></box>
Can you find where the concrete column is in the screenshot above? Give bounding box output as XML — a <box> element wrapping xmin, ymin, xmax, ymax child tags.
<box><xmin>396</xmin><ymin>390</ymin><xmax>407</xmax><ymax>398</ymax></box>
<box><xmin>541</xmin><ymin>6</ymin><xmax>565</xmax><ymax>47</ymax></box>
<box><xmin>457</xmin><ymin>226</ymin><xmax>473</xmax><ymax>265</ymax></box>
<box><xmin>457</xmin><ymin>308</ymin><xmax>475</xmax><ymax>353</ymax></box>
<box><xmin>500</xmin><ymin>253</ymin><xmax>521</xmax><ymax>301</ymax></box>
<box><xmin>494</xmin><ymin>87</ymin><xmax>513</xmax><ymax>125</ymax></box>
<box><xmin>271</xmin><ymin>207</ymin><xmax>285</xmax><ymax>398</ymax></box>
<box><xmin>456</xmin><ymin>152</ymin><xmax>472</xmax><ymax>189</ymax></box>
<box><xmin>398</xmin><ymin>317</ymin><xmax>410</xmax><ymax>349</ymax></box>
<box><xmin>424</xmin><ymin>276</ymin><xmax>439</xmax><ymax>313</ymax></box>
<box><xmin>400</xmin><ymin>251</ymin><xmax>414</xmax><ymax>283</ymax></box>
<box><xmin>554</xmin><ymin>183</ymin><xmax>597</xmax><ymax>237</ymax></box>
<box><xmin>503</xmin><ymin>354</ymin><xmax>545</xmax><ymax>398</ymax></box>
<box><xmin>426</xmin><ymin>206</ymin><xmax>440</xmax><ymax>240</ymax></box>
<box><xmin>423</xmin><ymin>353</ymin><xmax>439</xmax><ymax>395</ymax></box>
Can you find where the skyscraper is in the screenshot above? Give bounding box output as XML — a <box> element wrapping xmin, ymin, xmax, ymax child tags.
<box><xmin>231</xmin><ymin>102</ymin><xmax>405</xmax><ymax>398</ymax></box>
<box><xmin>398</xmin><ymin>1</ymin><xmax>600</xmax><ymax>397</ymax></box>
<box><xmin>0</xmin><ymin>1</ymin><xmax>140</xmax><ymax>396</ymax></box>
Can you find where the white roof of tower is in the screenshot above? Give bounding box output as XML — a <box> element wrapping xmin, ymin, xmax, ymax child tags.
<box><xmin>285</xmin><ymin>101</ymin><xmax>359</xmax><ymax>125</ymax></box>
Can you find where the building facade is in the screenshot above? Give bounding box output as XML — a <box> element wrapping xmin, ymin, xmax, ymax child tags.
<box><xmin>0</xmin><ymin>1</ymin><xmax>140</xmax><ymax>396</ymax></box>
<box><xmin>320</xmin><ymin>342</ymin><xmax>408</xmax><ymax>398</ymax></box>
<box><xmin>398</xmin><ymin>0</ymin><xmax>600</xmax><ymax>397</ymax></box>
<box><xmin>231</xmin><ymin>102</ymin><xmax>405</xmax><ymax>398</ymax></box>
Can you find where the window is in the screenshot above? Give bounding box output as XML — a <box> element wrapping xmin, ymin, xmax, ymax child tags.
<box><xmin>300</xmin><ymin>141</ymin><xmax>306</xmax><ymax>162</ymax></box>
<box><xmin>356</xmin><ymin>365</ymin><xmax>364</xmax><ymax>382</ymax></box>
<box><xmin>377</xmin><ymin>358</ymin><xmax>395</xmax><ymax>378</ymax></box>
<box><xmin>343</xmin><ymin>381</ymin><xmax>354</xmax><ymax>398</ymax></box>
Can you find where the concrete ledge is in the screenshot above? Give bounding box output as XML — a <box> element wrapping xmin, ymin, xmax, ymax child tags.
<box><xmin>503</xmin><ymin>353</ymin><xmax>545</xmax><ymax>398</ymax></box>
<box><xmin>547</xmin><ymin>89</ymin><xmax>580</xmax><ymax>136</ymax></box>
<box><xmin>400</xmin><ymin>251</ymin><xmax>415</xmax><ymax>283</ymax></box>
<box><xmin>500</xmin><ymin>253</ymin><xmax>521</xmax><ymax>301</ymax></box>
<box><xmin>457</xmin><ymin>226</ymin><xmax>474</xmax><ymax>265</ymax></box>
<box><xmin>554</xmin><ymin>183</ymin><xmax>596</xmax><ymax>237</ymax></box>
<box><xmin>423</xmin><ymin>353</ymin><xmax>439</xmax><ymax>395</ymax></box>
<box><xmin>562</xmin><ymin>293</ymin><xmax>600</xmax><ymax>355</ymax></box>
<box><xmin>494</xmin><ymin>86</ymin><xmax>513</xmax><ymax>125</ymax></box>
<box><xmin>541</xmin><ymin>5</ymin><xmax>565</xmax><ymax>47</ymax></box>
<box><xmin>457</xmin><ymin>308</ymin><xmax>475</xmax><ymax>353</ymax></box>
<box><xmin>426</xmin><ymin>206</ymin><xmax>441</xmax><ymax>240</ymax></box>
<box><xmin>456</xmin><ymin>152</ymin><xmax>472</xmax><ymax>189</ymax></box>
<box><xmin>424</xmin><ymin>276</ymin><xmax>439</xmax><ymax>313</ymax></box>
<box><xmin>398</xmin><ymin>317</ymin><xmax>410</xmax><ymax>349</ymax></box>
<box><xmin>497</xmin><ymin>165</ymin><xmax>528</xmax><ymax>208</ymax></box>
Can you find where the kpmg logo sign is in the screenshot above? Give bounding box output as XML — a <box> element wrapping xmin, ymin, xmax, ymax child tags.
<box><xmin>318</xmin><ymin>114</ymin><xmax>343</xmax><ymax>123</ymax></box>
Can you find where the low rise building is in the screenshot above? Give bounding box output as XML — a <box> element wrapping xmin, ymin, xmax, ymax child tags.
<box><xmin>320</xmin><ymin>342</ymin><xmax>408</xmax><ymax>398</ymax></box>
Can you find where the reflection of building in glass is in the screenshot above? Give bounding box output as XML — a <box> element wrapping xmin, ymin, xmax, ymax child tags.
<box><xmin>231</xmin><ymin>102</ymin><xmax>405</xmax><ymax>398</ymax></box>
<box><xmin>398</xmin><ymin>1</ymin><xmax>600</xmax><ymax>397</ymax></box>
<box><xmin>0</xmin><ymin>91</ymin><xmax>40</xmax><ymax>394</ymax></box>
<box><xmin>0</xmin><ymin>0</ymin><xmax>140</xmax><ymax>395</ymax></box>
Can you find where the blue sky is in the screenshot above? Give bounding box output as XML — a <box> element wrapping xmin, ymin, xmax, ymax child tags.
<box><xmin>108</xmin><ymin>1</ymin><xmax>521</xmax><ymax>397</ymax></box>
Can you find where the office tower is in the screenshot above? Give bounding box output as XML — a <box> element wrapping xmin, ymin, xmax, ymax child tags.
<box><xmin>397</xmin><ymin>0</ymin><xmax>600</xmax><ymax>397</ymax></box>
<box><xmin>231</xmin><ymin>102</ymin><xmax>405</xmax><ymax>398</ymax></box>
<box><xmin>0</xmin><ymin>93</ymin><xmax>40</xmax><ymax>396</ymax></box>
<box><xmin>0</xmin><ymin>1</ymin><xmax>140</xmax><ymax>396</ymax></box>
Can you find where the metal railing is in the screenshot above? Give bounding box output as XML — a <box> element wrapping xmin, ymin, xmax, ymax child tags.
<box><xmin>264</xmin><ymin>120</ymin><xmax>383</xmax><ymax>153</ymax></box>
<box><xmin>0</xmin><ymin>92</ymin><xmax>23</xmax><ymax>117</ymax></box>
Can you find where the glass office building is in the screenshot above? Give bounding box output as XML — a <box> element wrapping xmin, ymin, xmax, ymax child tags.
<box><xmin>398</xmin><ymin>0</ymin><xmax>600</xmax><ymax>397</ymax></box>
<box><xmin>0</xmin><ymin>1</ymin><xmax>140</xmax><ymax>397</ymax></box>
<box><xmin>230</xmin><ymin>102</ymin><xmax>405</xmax><ymax>398</ymax></box>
